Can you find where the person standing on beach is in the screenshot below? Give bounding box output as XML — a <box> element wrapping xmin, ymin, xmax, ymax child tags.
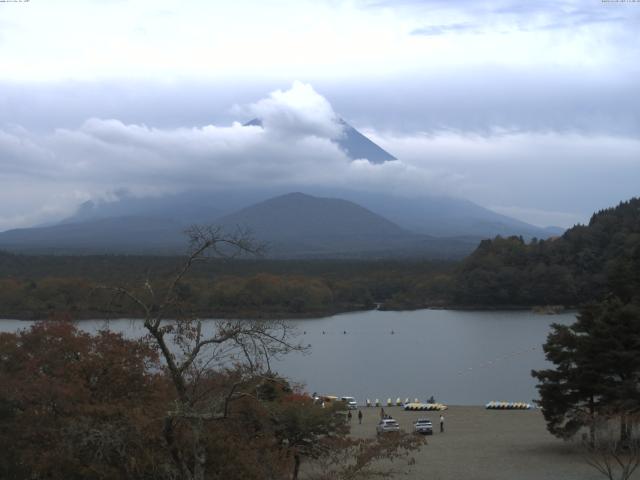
<box><xmin>439</xmin><ymin>414</ymin><xmax>445</xmax><ymax>433</ymax></box>
<box><xmin>380</xmin><ymin>407</ymin><xmax>385</xmax><ymax>419</ymax></box>
<box><xmin>358</xmin><ymin>410</ymin><xmax>363</xmax><ymax>424</ymax></box>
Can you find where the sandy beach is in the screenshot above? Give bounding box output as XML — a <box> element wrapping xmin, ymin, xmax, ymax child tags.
<box><xmin>346</xmin><ymin>406</ymin><xmax>630</xmax><ymax>480</ymax></box>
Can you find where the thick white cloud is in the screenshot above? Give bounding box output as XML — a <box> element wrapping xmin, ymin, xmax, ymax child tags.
<box><xmin>1</xmin><ymin>82</ymin><xmax>639</xmax><ymax>231</ymax></box>
<box><xmin>238</xmin><ymin>81</ymin><xmax>344</xmax><ymax>140</ymax></box>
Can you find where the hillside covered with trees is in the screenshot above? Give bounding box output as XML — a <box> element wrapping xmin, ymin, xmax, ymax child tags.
<box><xmin>529</xmin><ymin>201</ymin><xmax>640</xmax><ymax>469</ymax></box>
<box><xmin>452</xmin><ymin>198</ymin><xmax>640</xmax><ymax>307</ymax></box>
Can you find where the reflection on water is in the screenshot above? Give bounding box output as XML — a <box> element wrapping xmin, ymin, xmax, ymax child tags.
<box><xmin>0</xmin><ymin>309</ymin><xmax>575</xmax><ymax>405</ymax></box>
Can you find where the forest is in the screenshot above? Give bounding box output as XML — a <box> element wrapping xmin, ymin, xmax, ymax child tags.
<box><xmin>0</xmin><ymin>254</ymin><xmax>454</xmax><ymax>319</ymax></box>
<box><xmin>0</xmin><ymin>197</ymin><xmax>638</xmax><ymax>319</ymax></box>
<box><xmin>452</xmin><ymin>197</ymin><xmax>640</xmax><ymax>307</ymax></box>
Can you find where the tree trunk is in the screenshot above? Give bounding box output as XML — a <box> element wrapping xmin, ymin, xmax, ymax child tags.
<box><xmin>163</xmin><ymin>416</ymin><xmax>192</xmax><ymax>479</ymax></box>
<box><xmin>192</xmin><ymin>418</ymin><xmax>207</xmax><ymax>480</ymax></box>
<box><xmin>589</xmin><ymin>396</ymin><xmax>596</xmax><ymax>447</ymax></box>
<box><xmin>620</xmin><ymin>413</ymin><xmax>631</xmax><ymax>448</ymax></box>
<box><xmin>292</xmin><ymin>453</ymin><xmax>301</xmax><ymax>480</ymax></box>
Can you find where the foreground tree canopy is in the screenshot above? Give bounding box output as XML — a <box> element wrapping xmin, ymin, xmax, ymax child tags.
<box><xmin>0</xmin><ymin>323</ymin><xmax>422</xmax><ymax>480</ymax></box>
<box><xmin>0</xmin><ymin>226</ymin><xmax>422</xmax><ymax>480</ymax></box>
<box><xmin>532</xmin><ymin>296</ymin><xmax>640</xmax><ymax>480</ymax></box>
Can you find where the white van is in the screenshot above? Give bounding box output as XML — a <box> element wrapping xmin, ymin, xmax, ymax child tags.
<box><xmin>341</xmin><ymin>396</ymin><xmax>358</xmax><ymax>409</ymax></box>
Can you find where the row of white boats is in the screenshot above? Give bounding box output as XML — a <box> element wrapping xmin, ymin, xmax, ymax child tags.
<box><xmin>364</xmin><ymin>398</ymin><xmax>449</xmax><ymax>410</ymax></box>
<box><xmin>319</xmin><ymin>396</ymin><xmax>532</xmax><ymax>410</ymax></box>
<box><xmin>374</xmin><ymin>400</ymin><xmax>532</xmax><ymax>410</ymax></box>
<box><xmin>485</xmin><ymin>401</ymin><xmax>533</xmax><ymax>409</ymax></box>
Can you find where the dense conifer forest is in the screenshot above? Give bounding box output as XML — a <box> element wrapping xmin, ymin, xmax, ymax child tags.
<box><xmin>452</xmin><ymin>197</ymin><xmax>640</xmax><ymax>307</ymax></box>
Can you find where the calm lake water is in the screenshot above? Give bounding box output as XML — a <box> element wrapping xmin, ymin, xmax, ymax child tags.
<box><xmin>0</xmin><ymin>309</ymin><xmax>575</xmax><ymax>406</ymax></box>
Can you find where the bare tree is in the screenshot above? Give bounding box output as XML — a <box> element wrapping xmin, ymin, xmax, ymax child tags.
<box><xmin>305</xmin><ymin>433</ymin><xmax>424</xmax><ymax>480</ymax></box>
<box><xmin>102</xmin><ymin>226</ymin><xmax>304</xmax><ymax>480</ymax></box>
<box><xmin>582</xmin><ymin>413</ymin><xmax>640</xmax><ymax>480</ymax></box>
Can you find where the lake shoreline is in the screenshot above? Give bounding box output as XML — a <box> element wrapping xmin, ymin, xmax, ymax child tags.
<box><xmin>0</xmin><ymin>306</ymin><xmax>370</xmax><ymax>322</ymax></box>
<box><xmin>0</xmin><ymin>304</ymin><xmax>576</xmax><ymax>322</ymax></box>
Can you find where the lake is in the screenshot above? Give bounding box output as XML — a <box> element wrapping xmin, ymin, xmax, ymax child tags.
<box><xmin>0</xmin><ymin>309</ymin><xmax>575</xmax><ymax>406</ymax></box>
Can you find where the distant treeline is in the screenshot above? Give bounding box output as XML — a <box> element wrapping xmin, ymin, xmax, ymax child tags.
<box><xmin>0</xmin><ymin>255</ymin><xmax>455</xmax><ymax>319</ymax></box>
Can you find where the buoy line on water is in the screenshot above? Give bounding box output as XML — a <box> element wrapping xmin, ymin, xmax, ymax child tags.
<box><xmin>311</xmin><ymin>329</ymin><xmax>400</xmax><ymax>336</ymax></box>
<box><xmin>456</xmin><ymin>346</ymin><xmax>539</xmax><ymax>376</ymax></box>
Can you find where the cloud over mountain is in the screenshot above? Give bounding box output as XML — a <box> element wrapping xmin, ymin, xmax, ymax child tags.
<box><xmin>0</xmin><ymin>81</ymin><xmax>638</xmax><ymax>232</ymax></box>
<box><xmin>238</xmin><ymin>81</ymin><xmax>344</xmax><ymax>140</ymax></box>
<box><xmin>0</xmin><ymin>83</ymin><xmax>428</xmax><ymax>229</ymax></box>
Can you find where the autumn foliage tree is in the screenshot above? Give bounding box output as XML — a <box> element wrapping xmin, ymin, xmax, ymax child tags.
<box><xmin>98</xmin><ymin>225</ymin><xmax>310</xmax><ymax>480</ymax></box>
<box><xmin>1</xmin><ymin>226</ymin><xmax>424</xmax><ymax>479</ymax></box>
<box><xmin>0</xmin><ymin>321</ymin><xmax>170</xmax><ymax>479</ymax></box>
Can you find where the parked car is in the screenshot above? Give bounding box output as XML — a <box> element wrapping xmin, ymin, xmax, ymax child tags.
<box><xmin>314</xmin><ymin>395</ymin><xmax>338</xmax><ymax>407</ymax></box>
<box><xmin>341</xmin><ymin>396</ymin><xmax>358</xmax><ymax>409</ymax></box>
<box><xmin>413</xmin><ymin>418</ymin><xmax>433</xmax><ymax>435</ymax></box>
<box><xmin>376</xmin><ymin>418</ymin><xmax>400</xmax><ymax>434</ymax></box>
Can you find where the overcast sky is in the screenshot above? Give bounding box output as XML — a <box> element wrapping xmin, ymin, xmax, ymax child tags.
<box><xmin>0</xmin><ymin>0</ymin><xmax>639</xmax><ymax>230</ymax></box>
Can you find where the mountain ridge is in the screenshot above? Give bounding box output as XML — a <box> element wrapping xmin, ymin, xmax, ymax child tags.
<box><xmin>0</xmin><ymin>192</ymin><xmax>481</xmax><ymax>258</ymax></box>
<box><xmin>0</xmin><ymin>124</ymin><xmax>565</xmax><ymax>255</ymax></box>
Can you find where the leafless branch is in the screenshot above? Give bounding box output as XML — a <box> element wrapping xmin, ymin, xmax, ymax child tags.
<box><xmin>581</xmin><ymin>414</ymin><xmax>640</xmax><ymax>480</ymax></box>
<box><xmin>95</xmin><ymin>224</ymin><xmax>309</xmax><ymax>480</ymax></box>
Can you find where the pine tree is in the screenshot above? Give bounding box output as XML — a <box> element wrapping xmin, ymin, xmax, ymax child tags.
<box><xmin>532</xmin><ymin>297</ymin><xmax>640</xmax><ymax>443</ymax></box>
